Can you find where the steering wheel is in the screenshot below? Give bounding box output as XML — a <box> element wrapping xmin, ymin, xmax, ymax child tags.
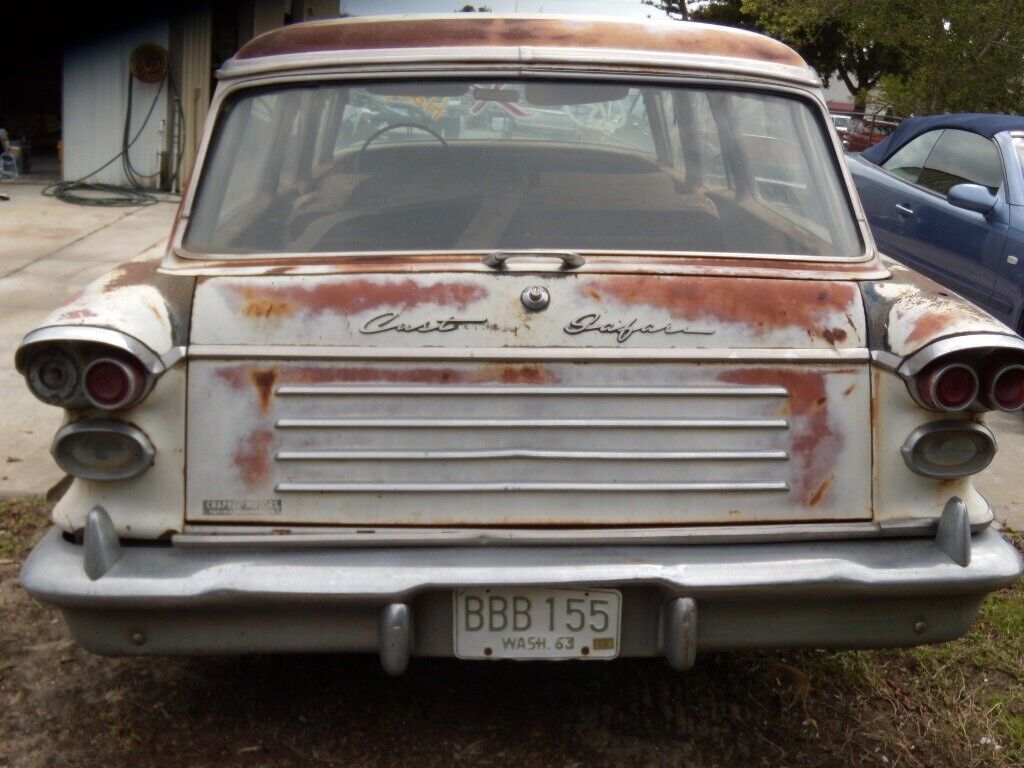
<box><xmin>355</xmin><ymin>122</ymin><xmax>449</xmax><ymax>170</ymax></box>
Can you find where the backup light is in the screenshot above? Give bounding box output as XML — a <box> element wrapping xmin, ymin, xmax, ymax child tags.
<box><xmin>51</xmin><ymin>421</ymin><xmax>155</xmax><ymax>481</ymax></box>
<box><xmin>901</xmin><ymin>421</ymin><xmax>996</xmax><ymax>479</ymax></box>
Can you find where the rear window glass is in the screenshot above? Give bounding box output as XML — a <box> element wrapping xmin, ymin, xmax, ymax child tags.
<box><xmin>184</xmin><ymin>80</ymin><xmax>862</xmax><ymax>259</ymax></box>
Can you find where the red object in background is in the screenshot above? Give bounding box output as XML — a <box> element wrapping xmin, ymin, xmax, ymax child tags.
<box><xmin>843</xmin><ymin>118</ymin><xmax>900</xmax><ymax>152</ymax></box>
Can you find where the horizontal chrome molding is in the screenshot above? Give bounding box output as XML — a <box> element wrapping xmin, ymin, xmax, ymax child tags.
<box><xmin>275</xmin><ymin>480</ymin><xmax>789</xmax><ymax>493</ymax></box>
<box><xmin>176</xmin><ymin>514</ymin><xmax>995</xmax><ymax>549</ymax></box>
<box><xmin>276</xmin><ymin>448</ymin><xmax>790</xmax><ymax>462</ymax></box>
<box><xmin>275</xmin><ymin>417</ymin><xmax>789</xmax><ymax>430</ymax></box>
<box><xmin>190</xmin><ymin>344</ymin><xmax>870</xmax><ymax>363</ymax></box>
<box><xmin>276</xmin><ymin>385</ymin><xmax>790</xmax><ymax>398</ymax></box>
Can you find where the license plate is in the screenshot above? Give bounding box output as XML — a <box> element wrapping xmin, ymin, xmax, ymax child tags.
<box><xmin>453</xmin><ymin>587</ymin><xmax>621</xmax><ymax>660</ymax></box>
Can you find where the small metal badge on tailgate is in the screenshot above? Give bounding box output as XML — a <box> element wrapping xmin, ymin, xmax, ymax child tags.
<box><xmin>202</xmin><ymin>499</ymin><xmax>282</xmax><ymax>516</ymax></box>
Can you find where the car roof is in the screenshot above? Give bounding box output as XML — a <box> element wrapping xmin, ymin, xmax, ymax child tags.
<box><xmin>863</xmin><ymin>113</ymin><xmax>1024</xmax><ymax>165</ymax></box>
<box><xmin>224</xmin><ymin>14</ymin><xmax>812</xmax><ymax>84</ymax></box>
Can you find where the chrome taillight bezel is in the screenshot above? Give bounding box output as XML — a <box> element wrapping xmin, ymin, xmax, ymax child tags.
<box><xmin>50</xmin><ymin>420</ymin><xmax>155</xmax><ymax>481</ymax></box>
<box><xmin>82</xmin><ymin>357</ymin><xmax>147</xmax><ymax>411</ymax></box>
<box><xmin>898</xmin><ymin>333</ymin><xmax>1024</xmax><ymax>413</ymax></box>
<box><xmin>985</xmin><ymin>363</ymin><xmax>1024</xmax><ymax>412</ymax></box>
<box><xmin>901</xmin><ymin>420</ymin><xmax>997</xmax><ymax>479</ymax></box>
<box><xmin>15</xmin><ymin>328</ymin><xmax>161</xmax><ymax>412</ymax></box>
<box><xmin>916</xmin><ymin>362</ymin><xmax>979</xmax><ymax>412</ymax></box>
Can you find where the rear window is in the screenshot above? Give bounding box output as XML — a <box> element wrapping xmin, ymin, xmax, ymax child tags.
<box><xmin>184</xmin><ymin>79</ymin><xmax>862</xmax><ymax>259</ymax></box>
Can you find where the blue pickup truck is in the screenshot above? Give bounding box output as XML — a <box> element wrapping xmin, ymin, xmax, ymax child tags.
<box><xmin>847</xmin><ymin>114</ymin><xmax>1024</xmax><ymax>333</ymax></box>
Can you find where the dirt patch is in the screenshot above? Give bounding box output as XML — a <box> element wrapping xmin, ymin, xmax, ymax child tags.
<box><xmin>1</xmin><ymin>500</ymin><xmax>1021</xmax><ymax>768</ymax></box>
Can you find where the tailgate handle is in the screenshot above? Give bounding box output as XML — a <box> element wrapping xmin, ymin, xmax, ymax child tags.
<box><xmin>483</xmin><ymin>250</ymin><xmax>585</xmax><ymax>270</ymax></box>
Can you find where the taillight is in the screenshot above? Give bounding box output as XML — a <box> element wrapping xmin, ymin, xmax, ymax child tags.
<box><xmin>26</xmin><ymin>348</ymin><xmax>80</xmax><ymax>406</ymax></box>
<box><xmin>83</xmin><ymin>358</ymin><xmax>145</xmax><ymax>410</ymax></box>
<box><xmin>984</xmin><ymin>364</ymin><xmax>1024</xmax><ymax>412</ymax></box>
<box><xmin>51</xmin><ymin>420</ymin><xmax>155</xmax><ymax>480</ymax></box>
<box><xmin>19</xmin><ymin>342</ymin><xmax>152</xmax><ymax>411</ymax></box>
<box><xmin>902</xmin><ymin>420</ymin><xmax>996</xmax><ymax>478</ymax></box>
<box><xmin>916</xmin><ymin>363</ymin><xmax>979</xmax><ymax>412</ymax></box>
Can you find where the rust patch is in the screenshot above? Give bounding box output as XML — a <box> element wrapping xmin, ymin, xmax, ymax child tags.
<box><xmin>481</xmin><ymin>363</ymin><xmax>559</xmax><ymax>385</ymax></box>
<box><xmin>233</xmin><ymin>429</ymin><xmax>274</xmax><ymax>488</ymax></box>
<box><xmin>103</xmin><ymin>260</ymin><xmax>160</xmax><ymax>292</ymax></box>
<box><xmin>57</xmin><ymin>308</ymin><xmax>97</xmax><ymax>320</ymax></box>
<box><xmin>251</xmin><ymin>368</ymin><xmax>279</xmax><ymax>412</ymax></box>
<box><xmin>905</xmin><ymin>311</ymin><xmax>955</xmax><ymax>346</ymax></box>
<box><xmin>225</xmin><ymin>278</ymin><xmax>487</xmax><ymax>318</ymax></box>
<box><xmin>214</xmin><ymin>363</ymin><xmax>560</xmax><ymax>388</ymax></box>
<box><xmin>720</xmin><ymin>369</ymin><xmax>843</xmax><ymax>505</ymax></box>
<box><xmin>587</xmin><ymin>276</ymin><xmax>858</xmax><ymax>341</ymax></box>
<box><xmin>241</xmin><ymin>294</ymin><xmax>296</xmax><ymax>318</ymax></box>
<box><xmin>235</xmin><ymin>17</ymin><xmax>805</xmax><ymax>67</ymax></box>
<box><xmin>807</xmin><ymin>474</ymin><xmax>834</xmax><ymax>507</ymax></box>
<box><xmin>843</xmin><ymin>384</ymin><xmax>856</xmax><ymax>397</ymax></box>
<box><xmin>821</xmin><ymin>327</ymin><xmax>847</xmax><ymax>345</ymax></box>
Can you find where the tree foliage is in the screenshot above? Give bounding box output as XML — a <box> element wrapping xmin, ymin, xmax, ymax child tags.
<box><xmin>642</xmin><ymin>1</ymin><xmax>689</xmax><ymax>21</ymax></box>
<box><xmin>741</xmin><ymin>0</ymin><xmax>903</xmax><ymax>110</ymax></box>
<box><xmin>689</xmin><ymin>0</ymin><xmax>761</xmax><ymax>32</ymax></box>
<box><xmin>742</xmin><ymin>0</ymin><xmax>1024</xmax><ymax>115</ymax></box>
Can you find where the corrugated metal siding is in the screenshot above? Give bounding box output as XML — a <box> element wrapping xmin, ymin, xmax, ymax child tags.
<box><xmin>177</xmin><ymin>9</ymin><xmax>212</xmax><ymax>195</ymax></box>
<box><xmin>252</xmin><ymin>0</ymin><xmax>286</xmax><ymax>36</ymax></box>
<box><xmin>62</xmin><ymin>21</ymin><xmax>170</xmax><ymax>186</ymax></box>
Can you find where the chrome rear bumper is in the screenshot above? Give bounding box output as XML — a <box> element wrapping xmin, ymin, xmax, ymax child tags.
<box><xmin>21</xmin><ymin>509</ymin><xmax>1022</xmax><ymax>671</ymax></box>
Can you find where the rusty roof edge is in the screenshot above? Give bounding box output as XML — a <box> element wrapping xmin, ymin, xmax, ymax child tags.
<box><xmin>216</xmin><ymin>45</ymin><xmax>819</xmax><ymax>86</ymax></box>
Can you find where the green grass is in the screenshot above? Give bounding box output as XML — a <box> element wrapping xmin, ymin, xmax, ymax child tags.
<box><xmin>0</xmin><ymin>496</ymin><xmax>50</xmax><ymax>559</ymax></box>
<box><xmin>800</xmin><ymin>530</ymin><xmax>1024</xmax><ymax>766</ymax></box>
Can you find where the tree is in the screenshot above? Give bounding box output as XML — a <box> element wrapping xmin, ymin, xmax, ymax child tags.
<box><xmin>642</xmin><ymin>1</ymin><xmax>689</xmax><ymax>21</ymax></box>
<box><xmin>455</xmin><ymin>4</ymin><xmax>491</xmax><ymax>10</ymax></box>
<box><xmin>689</xmin><ymin>0</ymin><xmax>761</xmax><ymax>32</ymax></box>
<box><xmin>743</xmin><ymin>0</ymin><xmax>1024</xmax><ymax>115</ymax></box>
<box><xmin>742</xmin><ymin>0</ymin><xmax>903</xmax><ymax>111</ymax></box>
<box><xmin>869</xmin><ymin>0</ymin><xmax>1024</xmax><ymax>115</ymax></box>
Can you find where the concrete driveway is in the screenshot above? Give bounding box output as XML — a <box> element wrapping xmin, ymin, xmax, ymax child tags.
<box><xmin>0</xmin><ymin>183</ymin><xmax>177</xmax><ymax>495</ymax></box>
<box><xmin>0</xmin><ymin>184</ymin><xmax>1019</xmax><ymax>528</ymax></box>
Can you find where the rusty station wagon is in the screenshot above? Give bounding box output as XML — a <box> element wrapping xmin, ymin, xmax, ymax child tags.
<box><xmin>16</xmin><ymin>15</ymin><xmax>1024</xmax><ymax>672</ymax></box>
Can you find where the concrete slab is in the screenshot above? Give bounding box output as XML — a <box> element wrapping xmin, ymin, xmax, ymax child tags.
<box><xmin>0</xmin><ymin>183</ymin><xmax>177</xmax><ymax>495</ymax></box>
<box><xmin>977</xmin><ymin>411</ymin><xmax>1024</xmax><ymax>531</ymax></box>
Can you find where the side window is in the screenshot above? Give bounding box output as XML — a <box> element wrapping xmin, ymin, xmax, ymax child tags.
<box><xmin>881</xmin><ymin>130</ymin><xmax>943</xmax><ymax>183</ymax></box>
<box><xmin>918</xmin><ymin>129</ymin><xmax>1002</xmax><ymax>195</ymax></box>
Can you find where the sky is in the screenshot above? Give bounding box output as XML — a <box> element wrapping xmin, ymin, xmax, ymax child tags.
<box><xmin>340</xmin><ymin>0</ymin><xmax>661</xmax><ymax>19</ymax></box>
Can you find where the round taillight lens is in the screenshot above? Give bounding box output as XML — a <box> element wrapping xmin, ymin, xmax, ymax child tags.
<box><xmin>990</xmin><ymin>365</ymin><xmax>1024</xmax><ymax>411</ymax></box>
<box><xmin>83</xmin><ymin>358</ymin><xmax>144</xmax><ymax>410</ymax></box>
<box><xmin>26</xmin><ymin>349</ymin><xmax>79</xmax><ymax>405</ymax></box>
<box><xmin>918</xmin><ymin>363</ymin><xmax>978</xmax><ymax>411</ymax></box>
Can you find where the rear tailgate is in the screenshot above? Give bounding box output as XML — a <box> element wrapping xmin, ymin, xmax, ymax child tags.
<box><xmin>185</xmin><ymin>272</ymin><xmax>870</xmax><ymax>526</ymax></box>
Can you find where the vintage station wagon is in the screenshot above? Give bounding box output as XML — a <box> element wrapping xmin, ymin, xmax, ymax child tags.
<box><xmin>16</xmin><ymin>15</ymin><xmax>1023</xmax><ymax>672</ymax></box>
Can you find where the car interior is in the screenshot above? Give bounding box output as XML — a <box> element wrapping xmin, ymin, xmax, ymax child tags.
<box><xmin>184</xmin><ymin>80</ymin><xmax>862</xmax><ymax>259</ymax></box>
